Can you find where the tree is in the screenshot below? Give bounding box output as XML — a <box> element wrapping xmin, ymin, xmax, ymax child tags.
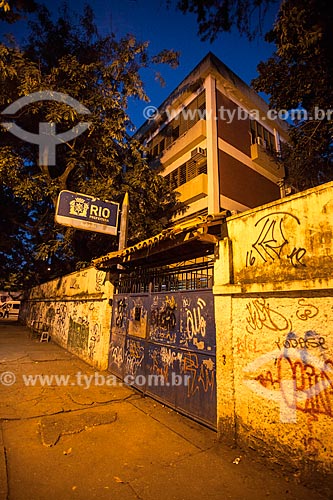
<box><xmin>0</xmin><ymin>3</ymin><xmax>181</xmax><ymax>289</ymax></box>
<box><xmin>252</xmin><ymin>0</ymin><xmax>333</xmax><ymax>190</ymax></box>
<box><xmin>174</xmin><ymin>0</ymin><xmax>277</xmax><ymax>42</ymax></box>
<box><xmin>0</xmin><ymin>0</ymin><xmax>38</xmax><ymax>23</ymax></box>
<box><xmin>0</xmin><ymin>185</ymin><xmax>37</xmax><ymax>291</ymax></box>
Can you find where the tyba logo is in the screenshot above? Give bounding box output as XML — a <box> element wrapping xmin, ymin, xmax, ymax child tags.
<box><xmin>1</xmin><ymin>91</ymin><xmax>91</xmax><ymax>166</ymax></box>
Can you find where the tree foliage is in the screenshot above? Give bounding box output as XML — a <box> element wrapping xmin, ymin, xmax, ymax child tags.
<box><xmin>0</xmin><ymin>4</ymin><xmax>181</xmax><ymax>289</ymax></box>
<box><xmin>175</xmin><ymin>0</ymin><xmax>277</xmax><ymax>42</ymax></box>
<box><xmin>253</xmin><ymin>0</ymin><xmax>333</xmax><ymax>190</ymax></box>
<box><xmin>0</xmin><ymin>0</ymin><xmax>38</xmax><ymax>23</ymax></box>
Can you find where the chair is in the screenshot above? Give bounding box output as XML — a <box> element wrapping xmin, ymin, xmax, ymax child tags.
<box><xmin>40</xmin><ymin>327</ymin><xmax>50</xmax><ymax>342</ymax></box>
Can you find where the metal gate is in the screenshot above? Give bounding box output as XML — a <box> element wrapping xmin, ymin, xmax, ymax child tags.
<box><xmin>108</xmin><ymin>262</ymin><xmax>216</xmax><ymax>428</ymax></box>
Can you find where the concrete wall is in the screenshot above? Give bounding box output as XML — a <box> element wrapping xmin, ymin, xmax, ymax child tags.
<box><xmin>214</xmin><ymin>181</ymin><xmax>333</xmax><ymax>482</ymax></box>
<box><xmin>20</xmin><ymin>267</ymin><xmax>113</xmax><ymax>370</ymax></box>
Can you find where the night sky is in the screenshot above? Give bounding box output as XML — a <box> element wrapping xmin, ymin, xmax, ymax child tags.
<box><xmin>1</xmin><ymin>0</ymin><xmax>279</xmax><ymax>128</ymax></box>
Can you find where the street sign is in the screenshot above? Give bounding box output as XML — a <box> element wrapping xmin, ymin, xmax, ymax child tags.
<box><xmin>55</xmin><ymin>190</ymin><xmax>119</xmax><ymax>235</ymax></box>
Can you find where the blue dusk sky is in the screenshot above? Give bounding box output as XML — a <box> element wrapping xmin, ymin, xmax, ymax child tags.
<box><xmin>1</xmin><ymin>0</ymin><xmax>280</xmax><ymax>128</ymax></box>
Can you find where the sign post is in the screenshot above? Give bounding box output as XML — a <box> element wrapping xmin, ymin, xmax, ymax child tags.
<box><xmin>118</xmin><ymin>192</ymin><xmax>129</xmax><ymax>251</ymax></box>
<box><xmin>55</xmin><ymin>190</ymin><xmax>119</xmax><ymax>236</ymax></box>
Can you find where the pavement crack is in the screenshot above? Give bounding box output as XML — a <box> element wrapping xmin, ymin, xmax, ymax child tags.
<box><xmin>26</xmin><ymin>358</ymin><xmax>75</xmax><ymax>364</ymax></box>
<box><xmin>39</xmin><ymin>410</ymin><xmax>118</xmax><ymax>447</ymax></box>
<box><xmin>0</xmin><ymin>394</ymin><xmax>141</xmax><ymax>423</ymax></box>
<box><xmin>66</xmin><ymin>392</ymin><xmax>140</xmax><ymax>407</ymax></box>
<box><xmin>126</xmin><ymin>481</ymin><xmax>144</xmax><ymax>500</ymax></box>
<box><xmin>0</xmin><ymin>409</ymin><xmax>67</xmax><ymax>422</ymax></box>
<box><xmin>0</xmin><ymin>424</ymin><xmax>9</xmax><ymax>500</ymax></box>
<box><xmin>66</xmin><ymin>394</ymin><xmax>95</xmax><ymax>406</ymax></box>
<box><xmin>0</xmin><ymin>355</ymin><xmax>30</xmax><ymax>364</ymax></box>
<box><xmin>3</xmin><ymin>447</ymin><xmax>9</xmax><ymax>500</ymax></box>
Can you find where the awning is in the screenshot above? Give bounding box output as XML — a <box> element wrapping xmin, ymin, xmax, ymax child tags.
<box><xmin>92</xmin><ymin>211</ymin><xmax>229</xmax><ymax>270</ymax></box>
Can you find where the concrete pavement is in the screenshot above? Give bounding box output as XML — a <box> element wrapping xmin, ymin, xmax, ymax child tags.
<box><xmin>0</xmin><ymin>322</ymin><xmax>329</xmax><ymax>500</ymax></box>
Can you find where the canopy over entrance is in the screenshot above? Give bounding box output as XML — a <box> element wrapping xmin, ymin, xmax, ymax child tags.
<box><xmin>92</xmin><ymin>211</ymin><xmax>229</xmax><ymax>270</ymax></box>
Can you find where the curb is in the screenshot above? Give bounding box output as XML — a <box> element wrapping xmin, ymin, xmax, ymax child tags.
<box><xmin>0</xmin><ymin>424</ymin><xmax>8</xmax><ymax>500</ymax></box>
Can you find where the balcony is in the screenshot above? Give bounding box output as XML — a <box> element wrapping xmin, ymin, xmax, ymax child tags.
<box><xmin>161</xmin><ymin>120</ymin><xmax>206</xmax><ymax>167</ymax></box>
<box><xmin>176</xmin><ymin>173</ymin><xmax>208</xmax><ymax>204</ymax></box>
<box><xmin>250</xmin><ymin>143</ymin><xmax>285</xmax><ymax>177</ymax></box>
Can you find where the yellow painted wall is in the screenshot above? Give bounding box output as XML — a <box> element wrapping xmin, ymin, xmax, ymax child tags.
<box><xmin>20</xmin><ymin>267</ymin><xmax>113</xmax><ymax>370</ymax></box>
<box><xmin>214</xmin><ymin>181</ymin><xmax>333</xmax><ymax>481</ymax></box>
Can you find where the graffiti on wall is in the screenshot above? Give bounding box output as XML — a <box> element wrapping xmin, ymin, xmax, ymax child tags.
<box><xmin>21</xmin><ymin>267</ymin><xmax>110</xmax><ymax>368</ymax></box>
<box><xmin>89</xmin><ymin>323</ymin><xmax>101</xmax><ymax>359</ymax></box>
<box><xmin>109</xmin><ymin>343</ymin><xmax>124</xmax><ymax>371</ymax></box>
<box><xmin>67</xmin><ymin>316</ymin><xmax>90</xmax><ymax>351</ymax></box>
<box><xmin>242</xmin><ymin>298</ymin><xmax>332</xmax><ymax>423</ymax></box>
<box><xmin>180</xmin><ymin>297</ymin><xmax>208</xmax><ymax>350</ymax></box>
<box><xmin>295</xmin><ymin>299</ymin><xmax>319</xmax><ymax>321</ymax></box>
<box><xmin>70</xmin><ymin>277</ymin><xmax>80</xmax><ymax>290</ymax></box>
<box><xmin>124</xmin><ymin>338</ymin><xmax>145</xmax><ymax>376</ymax></box>
<box><xmin>150</xmin><ymin>295</ymin><xmax>177</xmax><ymax>343</ymax></box>
<box><xmin>246</xmin><ymin>298</ymin><xmax>319</xmax><ymax>334</ymax></box>
<box><xmin>54</xmin><ymin>303</ymin><xmax>68</xmax><ymax>341</ymax></box>
<box><xmin>245</xmin><ymin>212</ymin><xmax>307</xmax><ymax>269</ymax></box>
<box><xmin>147</xmin><ymin>346</ymin><xmax>215</xmax><ymax>399</ymax></box>
<box><xmin>148</xmin><ymin>346</ymin><xmax>183</xmax><ymax>381</ymax></box>
<box><xmin>181</xmin><ymin>352</ymin><xmax>215</xmax><ymax>399</ymax></box>
<box><xmin>246</xmin><ymin>298</ymin><xmax>292</xmax><ymax>333</ymax></box>
<box><xmin>148</xmin><ymin>292</ymin><xmax>215</xmax><ymax>352</ymax></box>
<box><xmin>236</xmin><ymin>334</ymin><xmax>260</xmax><ymax>355</ymax></box>
<box><xmin>244</xmin><ymin>348</ymin><xmax>333</xmax><ymax>422</ymax></box>
<box><xmin>95</xmin><ymin>270</ymin><xmax>105</xmax><ymax>291</ymax></box>
<box><xmin>115</xmin><ymin>298</ymin><xmax>128</xmax><ymax>330</ymax></box>
<box><xmin>275</xmin><ymin>330</ymin><xmax>327</xmax><ymax>353</ymax></box>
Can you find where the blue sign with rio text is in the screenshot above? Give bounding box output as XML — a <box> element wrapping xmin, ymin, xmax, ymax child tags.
<box><xmin>55</xmin><ymin>190</ymin><xmax>119</xmax><ymax>235</ymax></box>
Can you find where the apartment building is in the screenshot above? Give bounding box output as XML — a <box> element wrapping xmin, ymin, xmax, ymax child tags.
<box><xmin>136</xmin><ymin>52</ymin><xmax>288</xmax><ymax>220</ymax></box>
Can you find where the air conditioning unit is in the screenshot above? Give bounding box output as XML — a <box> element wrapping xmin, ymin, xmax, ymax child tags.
<box><xmin>256</xmin><ymin>137</ymin><xmax>267</xmax><ymax>148</ymax></box>
<box><xmin>191</xmin><ymin>147</ymin><xmax>207</xmax><ymax>158</ymax></box>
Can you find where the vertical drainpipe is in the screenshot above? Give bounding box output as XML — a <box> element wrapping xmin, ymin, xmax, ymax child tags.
<box><xmin>204</xmin><ymin>74</ymin><xmax>220</xmax><ymax>215</ymax></box>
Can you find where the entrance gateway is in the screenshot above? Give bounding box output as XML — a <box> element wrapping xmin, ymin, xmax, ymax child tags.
<box><xmin>92</xmin><ymin>212</ymin><xmax>230</xmax><ymax>429</ymax></box>
<box><xmin>108</xmin><ymin>261</ymin><xmax>217</xmax><ymax>428</ymax></box>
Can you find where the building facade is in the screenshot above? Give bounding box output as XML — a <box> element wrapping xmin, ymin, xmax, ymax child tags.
<box><xmin>136</xmin><ymin>52</ymin><xmax>288</xmax><ymax>220</ymax></box>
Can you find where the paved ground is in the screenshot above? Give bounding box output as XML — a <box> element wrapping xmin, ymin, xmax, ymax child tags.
<box><xmin>0</xmin><ymin>322</ymin><xmax>330</xmax><ymax>500</ymax></box>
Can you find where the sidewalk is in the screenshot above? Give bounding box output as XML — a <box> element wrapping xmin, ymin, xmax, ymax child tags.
<box><xmin>0</xmin><ymin>323</ymin><xmax>329</xmax><ymax>500</ymax></box>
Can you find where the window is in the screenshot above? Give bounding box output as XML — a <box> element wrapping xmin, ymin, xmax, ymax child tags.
<box><xmin>145</xmin><ymin>90</ymin><xmax>206</xmax><ymax>157</ymax></box>
<box><xmin>250</xmin><ymin>119</ymin><xmax>276</xmax><ymax>152</ymax></box>
<box><xmin>152</xmin><ymin>144</ymin><xmax>159</xmax><ymax>158</ymax></box>
<box><xmin>172</xmin><ymin>125</ymin><xmax>180</xmax><ymax>140</ymax></box>
<box><xmin>179</xmin><ymin>163</ymin><xmax>187</xmax><ymax>185</ymax></box>
<box><xmin>159</xmin><ymin>139</ymin><xmax>165</xmax><ymax>154</ymax></box>
<box><xmin>170</xmin><ymin>169</ymin><xmax>178</xmax><ymax>190</ymax></box>
<box><xmin>134</xmin><ymin>307</ymin><xmax>141</xmax><ymax>321</ymax></box>
<box><xmin>165</xmin><ymin>158</ymin><xmax>207</xmax><ymax>190</ymax></box>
